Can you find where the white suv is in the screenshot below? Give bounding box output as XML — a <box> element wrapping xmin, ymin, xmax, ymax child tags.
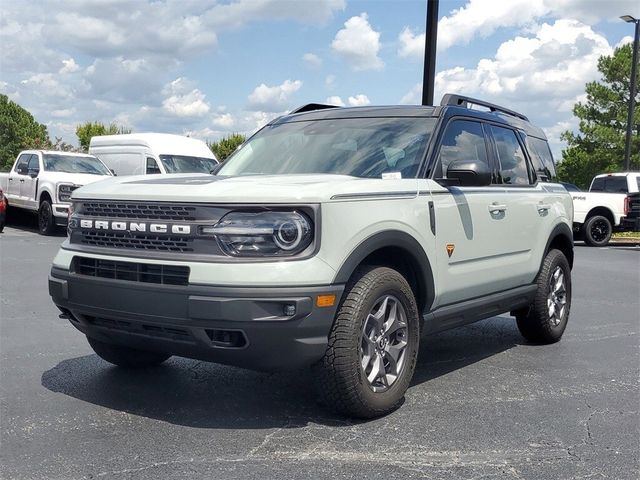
<box><xmin>49</xmin><ymin>95</ymin><xmax>574</xmax><ymax>418</ymax></box>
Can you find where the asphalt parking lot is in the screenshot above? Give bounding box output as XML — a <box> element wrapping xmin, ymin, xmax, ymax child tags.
<box><xmin>1</xmin><ymin>214</ymin><xmax>639</xmax><ymax>480</ymax></box>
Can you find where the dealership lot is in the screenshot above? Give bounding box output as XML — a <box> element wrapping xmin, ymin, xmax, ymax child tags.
<box><xmin>1</xmin><ymin>219</ymin><xmax>638</xmax><ymax>480</ymax></box>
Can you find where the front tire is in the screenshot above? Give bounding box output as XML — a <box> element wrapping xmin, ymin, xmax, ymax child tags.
<box><xmin>516</xmin><ymin>249</ymin><xmax>571</xmax><ymax>344</ymax></box>
<box><xmin>38</xmin><ymin>200</ymin><xmax>56</xmax><ymax>236</ymax></box>
<box><xmin>313</xmin><ymin>266</ymin><xmax>420</xmax><ymax>418</ymax></box>
<box><xmin>583</xmin><ymin>215</ymin><xmax>612</xmax><ymax>246</ymax></box>
<box><xmin>87</xmin><ymin>337</ymin><xmax>171</xmax><ymax>368</ymax></box>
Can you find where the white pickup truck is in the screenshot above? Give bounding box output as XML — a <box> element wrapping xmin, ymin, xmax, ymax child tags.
<box><xmin>0</xmin><ymin>150</ymin><xmax>113</xmax><ymax>235</ymax></box>
<box><xmin>571</xmin><ymin>172</ymin><xmax>640</xmax><ymax>246</ymax></box>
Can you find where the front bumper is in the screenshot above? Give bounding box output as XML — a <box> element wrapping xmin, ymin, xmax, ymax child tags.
<box><xmin>52</xmin><ymin>203</ymin><xmax>70</xmax><ymax>225</ymax></box>
<box><xmin>49</xmin><ymin>267</ymin><xmax>344</xmax><ymax>371</ymax></box>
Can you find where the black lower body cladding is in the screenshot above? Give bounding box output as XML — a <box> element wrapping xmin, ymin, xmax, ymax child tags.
<box><xmin>49</xmin><ymin>267</ymin><xmax>344</xmax><ymax>371</ymax></box>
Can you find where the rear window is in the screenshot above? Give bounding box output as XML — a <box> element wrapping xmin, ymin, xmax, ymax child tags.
<box><xmin>590</xmin><ymin>176</ymin><xmax>628</xmax><ymax>193</ymax></box>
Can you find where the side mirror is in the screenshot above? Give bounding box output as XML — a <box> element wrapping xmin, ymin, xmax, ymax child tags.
<box><xmin>445</xmin><ymin>160</ymin><xmax>492</xmax><ymax>187</ymax></box>
<box><xmin>16</xmin><ymin>165</ymin><xmax>28</xmax><ymax>175</ymax></box>
<box><xmin>28</xmin><ymin>168</ymin><xmax>39</xmax><ymax>178</ymax></box>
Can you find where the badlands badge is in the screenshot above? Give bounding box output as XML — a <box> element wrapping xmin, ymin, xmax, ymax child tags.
<box><xmin>446</xmin><ymin>244</ymin><xmax>455</xmax><ymax>258</ymax></box>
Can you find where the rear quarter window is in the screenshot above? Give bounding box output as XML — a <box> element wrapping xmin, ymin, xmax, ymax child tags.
<box><xmin>525</xmin><ymin>136</ymin><xmax>556</xmax><ymax>182</ymax></box>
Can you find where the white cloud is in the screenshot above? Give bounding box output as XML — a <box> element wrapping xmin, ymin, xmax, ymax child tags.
<box><xmin>247</xmin><ymin>79</ymin><xmax>303</xmax><ymax>112</ymax></box>
<box><xmin>302</xmin><ymin>53</ymin><xmax>322</xmax><ymax>69</ymax></box>
<box><xmin>162</xmin><ymin>78</ymin><xmax>210</xmax><ymax>118</ymax></box>
<box><xmin>616</xmin><ymin>35</ymin><xmax>634</xmax><ymax>49</ymax></box>
<box><xmin>325</xmin><ymin>95</ymin><xmax>345</xmax><ymax>106</ymax></box>
<box><xmin>399</xmin><ymin>0</ymin><xmax>639</xmax><ymax>56</ymax></box>
<box><xmin>347</xmin><ymin>94</ymin><xmax>371</xmax><ymax>106</ymax></box>
<box><xmin>59</xmin><ymin>58</ymin><xmax>80</xmax><ymax>74</ymax></box>
<box><xmin>50</xmin><ymin>108</ymin><xmax>76</xmax><ymax>118</ymax></box>
<box><xmin>397</xmin><ymin>27</ymin><xmax>425</xmax><ymax>60</ymax></box>
<box><xmin>332</xmin><ymin>13</ymin><xmax>384</xmax><ymax>71</ymax></box>
<box><xmin>399</xmin><ymin>84</ymin><xmax>422</xmax><ymax>105</ymax></box>
<box><xmin>430</xmin><ymin>19</ymin><xmax>612</xmax><ymax>157</ymax></box>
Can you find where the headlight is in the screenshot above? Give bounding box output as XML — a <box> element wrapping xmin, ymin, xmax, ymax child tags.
<box><xmin>58</xmin><ymin>184</ymin><xmax>76</xmax><ymax>202</ymax></box>
<box><xmin>201</xmin><ymin>210</ymin><xmax>314</xmax><ymax>257</ymax></box>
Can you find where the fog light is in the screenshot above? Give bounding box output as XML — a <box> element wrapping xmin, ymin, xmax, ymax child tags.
<box><xmin>316</xmin><ymin>294</ymin><xmax>336</xmax><ymax>308</ymax></box>
<box><xmin>283</xmin><ymin>304</ymin><xmax>296</xmax><ymax>316</ymax></box>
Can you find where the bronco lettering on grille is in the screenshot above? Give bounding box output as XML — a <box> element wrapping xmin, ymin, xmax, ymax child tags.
<box><xmin>77</xmin><ymin>219</ymin><xmax>191</xmax><ymax>235</ymax></box>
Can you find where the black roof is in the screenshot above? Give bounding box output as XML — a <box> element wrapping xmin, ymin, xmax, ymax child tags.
<box><xmin>275</xmin><ymin>95</ymin><xmax>547</xmax><ymax>140</ymax></box>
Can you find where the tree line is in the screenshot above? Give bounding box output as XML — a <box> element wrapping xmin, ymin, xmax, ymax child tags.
<box><xmin>1</xmin><ymin>43</ymin><xmax>637</xmax><ymax>181</ymax></box>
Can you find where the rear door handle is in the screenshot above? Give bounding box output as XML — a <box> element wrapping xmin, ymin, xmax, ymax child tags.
<box><xmin>488</xmin><ymin>203</ymin><xmax>507</xmax><ymax>214</ymax></box>
<box><xmin>537</xmin><ymin>204</ymin><xmax>551</xmax><ymax>213</ymax></box>
<box><xmin>19</xmin><ymin>179</ymin><xmax>24</xmax><ymax>183</ymax></box>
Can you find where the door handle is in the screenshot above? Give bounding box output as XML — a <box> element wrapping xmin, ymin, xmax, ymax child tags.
<box><xmin>19</xmin><ymin>179</ymin><xmax>24</xmax><ymax>183</ymax></box>
<box><xmin>537</xmin><ymin>204</ymin><xmax>551</xmax><ymax>213</ymax></box>
<box><xmin>8</xmin><ymin>178</ymin><xmax>13</xmax><ymax>182</ymax></box>
<box><xmin>488</xmin><ymin>203</ymin><xmax>507</xmax><ymax>214</ymax></box>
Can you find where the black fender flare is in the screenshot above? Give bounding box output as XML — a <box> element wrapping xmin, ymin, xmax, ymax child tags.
<box><xmin>333</xmin><ymin>230</ymin><xmax>435</xmax><ymax>312</ymax></box>
<box><xmin>544</xmin><ymin>222</ymin><xmax>574</xmax><ymax>269</ymax></box>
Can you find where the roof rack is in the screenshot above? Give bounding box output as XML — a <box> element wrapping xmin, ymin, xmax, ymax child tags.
<box><xmin>440</xmin><ymin>93</ymin><xmax>529</xmax><ymax>121</ymax></box>
<box><xmin>290</xmin><ymin>103</ymin><xmax>340</xmax><ymax>114</ymax></box>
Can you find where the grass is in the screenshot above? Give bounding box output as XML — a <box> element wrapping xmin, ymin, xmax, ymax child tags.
<box><xmin>613</xmin><ymin>231</ymin><xmax>640</xmax><ymax>239</ymax></box>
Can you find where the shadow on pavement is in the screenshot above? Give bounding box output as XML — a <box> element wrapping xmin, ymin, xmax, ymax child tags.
<box><xmin>2</xmin><ymin>207</ymin><xmax>67</xmax><ymax>236</ymax></box>
<box><xmin>41</xmin><ymin>316</ymin><xmax>522</xmax><ymax>429</ymax></box>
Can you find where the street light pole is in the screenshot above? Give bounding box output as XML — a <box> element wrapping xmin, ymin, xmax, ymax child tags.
<box><xmin>422</xmin><ymin>0</ymin><xmax>439</xmax><ymax>106</ymax></box>
<box><xmin>621</xmin><ymin>15</ymin><xmax>640</xmax><ymax>171</ymax></box>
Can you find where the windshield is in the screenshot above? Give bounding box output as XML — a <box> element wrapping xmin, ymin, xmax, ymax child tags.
<box><xmin>159</xmin><ymin>155</ymin><xmax>218</xmax><ymax>174</ymax></box>
<box><xmin>43</xmin><ymin>154</ymin><xmax>111</xmax><ymax>175</ymax></box>
<box><xmin>218</xmin><ymin>117</ymin><xmax>436</xmax><ymax>178</ymax></box>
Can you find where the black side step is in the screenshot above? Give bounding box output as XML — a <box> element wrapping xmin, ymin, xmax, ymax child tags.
<box><xmin>423</xmin><ymin>284</ymin><xmax>536</xmax><ymax>335</ymax></box>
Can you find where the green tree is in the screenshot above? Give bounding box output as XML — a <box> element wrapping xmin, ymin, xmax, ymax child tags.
<box><xmin>0</xmin><ymin>94</ymin><xmax>50</xmax><ymax>171</ymax></box>
<box><xmin>208</xmin><ymin>133</ymin><xmax>246</xmax><ymax>162</ymax></box>
<box><xmin>76</xmin><ymin>121</ymin><xmax>131</xmax><ymax>152</ymax></box>
<box><xmin>558</xmin><ymin>44</ymin><xmax>640</xmax><ymax>189</ymax></box>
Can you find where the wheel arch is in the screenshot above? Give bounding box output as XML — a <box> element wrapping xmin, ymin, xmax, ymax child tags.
<box><xmin>39</xmin><ymin>189</ymin><xmax>53</xmax><ymax>205</ymax></box>
<box><xmin>544</xmin><ymin>223</ymin><xmax>574</xmax><ymax>270</ymax></box>
<box><xmin>585</xmin><ymin>206</ymin><xmax>615</xmax><ymax>225</ymax></box>
<box><xmin>333</xmin><ymin>230</ymin><xmax>435</xmax><ymax>313</ymax></box>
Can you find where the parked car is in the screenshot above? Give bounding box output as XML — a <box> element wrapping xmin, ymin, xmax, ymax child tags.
<box><xmin>50</xmin><ymin>94</ymin><xmax>574</xmax><ymax>418</ymax></box>
<box><xmin>0</xmin><ymin>150</ymin><xmax>113</xmax><ymax>235</ymax></box>
<box><xmin>0</xmin><ymin>188</ymin><xmax>6</xmax><ymax>233</ymax></box>
<box><xmin>571</xmin><ymin>172</ymin><xmax>640</xmax><ymax>246</ymax></box>
<box><xmin>89</xmin><ymin>133</ymin><xmax>218</xmax><ymax>176</ymax></box>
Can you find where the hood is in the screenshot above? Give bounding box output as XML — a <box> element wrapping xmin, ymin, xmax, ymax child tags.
<box><xmin>46</xmin><ymin>171</ymin><xmax>112</xmax><ymax>187</ymax></box>
<box><xmin>71</xmin><ymin>173</ymin><xmax>419</xmax><ymax>203</ymax></box>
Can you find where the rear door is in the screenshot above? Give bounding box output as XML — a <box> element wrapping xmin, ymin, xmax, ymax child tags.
<box><xmin>8</xmin><ymin>153</ymin><xmax>32</xmax><ymax>206</ymax></box>
<box><xmin>22</xmin><ymin>153</ymin><xmax>41</xmax><ymax>209</ymax></box>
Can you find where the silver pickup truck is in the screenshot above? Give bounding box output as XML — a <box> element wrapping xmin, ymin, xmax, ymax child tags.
<box><xmin>0</xmin><ymin>150</ymin><xmax>112</xmax><ymax>234</ymax></box>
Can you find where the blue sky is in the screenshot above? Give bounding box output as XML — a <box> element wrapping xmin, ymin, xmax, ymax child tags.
<box><xmin>1</xmin><ymin>0</ymin><xmax>639</xmax><ymax>158</ymax></box>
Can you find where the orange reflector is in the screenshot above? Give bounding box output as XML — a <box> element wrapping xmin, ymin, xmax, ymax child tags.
<box><xmin>316</xmin><ymin>294</ymin><xmax>336</xmax><ymax>307</ymax></box>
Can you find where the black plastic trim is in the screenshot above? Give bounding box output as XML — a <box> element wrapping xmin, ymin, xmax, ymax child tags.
<box><xmin>423</xmin><ymin>284</ymin><xmax>537</xmax><ymax>335</ymax></box>
<box><xmin>544</xmin><ymin>222</ymin><xmax>574</xmax><ymax>269</ymax></box>
<box><xmin>333</xmin><ymin>230</ymin><xmax>435</xmax><ymax>312</ymax></box>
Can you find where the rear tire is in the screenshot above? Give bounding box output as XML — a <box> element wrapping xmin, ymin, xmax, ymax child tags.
<box><xmin>87</xmin><ymin>337</ymin><xmax>171</xmax><ymax>368</ymax></box>
<box><xmin>583</xmin><ymin>215</ymin><xmax>612</xmax><ymax>246</ymax></box>
<box><xmin>38</xmin><ymin>199</ymin><xmax>56</xmax><ymax>236</ymax></box>
<box><xmin>313</xmin><ymin>266</ymin><xmax>420</xmax><ymax>418</ymax></box>
<box><xmin>516</xmin><ymin>249</ymin><xmax>571</xmax><ymax>344</ymax></box>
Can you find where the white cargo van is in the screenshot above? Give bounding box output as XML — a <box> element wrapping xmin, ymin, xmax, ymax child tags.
<box><xmin>89</xmin><ymin>133</ymin><xmax>218</xmax><ymax>176</ymax></box>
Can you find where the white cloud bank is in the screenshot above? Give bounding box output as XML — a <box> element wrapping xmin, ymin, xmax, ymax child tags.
<box><xmin>332</xmin><ymin>13</ymin><xmax>384</xmax><ymax>71</ymax></box>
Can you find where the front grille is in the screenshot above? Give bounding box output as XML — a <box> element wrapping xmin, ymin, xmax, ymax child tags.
<box><xmin>73</xmin><ymin>257</ymin><xmax>189</xmax><ymax>286</ymax></box>
<box><xmin>83</xmin><ymin>315</ymin><xmax>194</xmax><ymax>343</ymax></box>
<box><xmin>80</xmin><ymin>230</ymin><xmax>194</xmax><ymax>252</ymax></box>
<box><xmin>80</xmin><ymin>202</ymin><xmax>197</xmax><ymax>221</ymax></box>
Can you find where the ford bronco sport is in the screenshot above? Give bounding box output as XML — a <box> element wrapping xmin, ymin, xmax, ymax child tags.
<box><xmin>49</xmin><ymin>94</ymin><xmax>574</xmax><ymax>418</ymax></box>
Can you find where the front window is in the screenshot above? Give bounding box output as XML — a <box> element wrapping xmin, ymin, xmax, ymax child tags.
<box><xmin>43</xmin><ymin>154</ymin><xmax>111</xmax><ymax>175</ymax></box>
<box><xmin>159</xmin><ymin>155</ymin><xmax>218</xmax><ymax>174</ymax></box>
<box><xmin>218</xmin><ymin>118</ymin><xmax>436</xmax><ymax>178</ymax></box>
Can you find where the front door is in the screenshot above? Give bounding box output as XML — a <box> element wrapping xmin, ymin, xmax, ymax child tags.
<box><xmin>8</xmin><ymin>153</ymin><xmax>32</xmax><ymax>207</ymax></box>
